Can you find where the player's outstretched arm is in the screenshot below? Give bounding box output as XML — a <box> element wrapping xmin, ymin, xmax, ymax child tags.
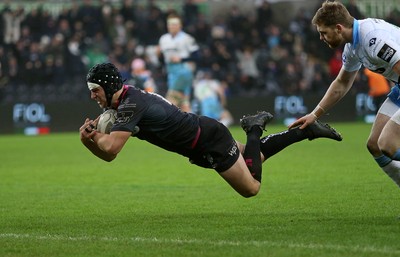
<box><xmin>289</xmin><ymin>68</ymin><xmax>358</xmax><ymax>129</ymax></box>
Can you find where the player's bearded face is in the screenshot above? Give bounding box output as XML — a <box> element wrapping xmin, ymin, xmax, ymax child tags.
<box><xmin>317</xmin><ymin>25</ymin><xmax>342</xmax><ymax>49</ymax></box>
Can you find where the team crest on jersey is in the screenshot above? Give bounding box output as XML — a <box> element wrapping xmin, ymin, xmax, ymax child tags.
<box><xmin>377</xmin><ymin>44</ymin><xmax>396</xmax><ymax>62</ymax></box>
<box><xmin>369</xmin><ymin>38</ymin><xmax>376</xmax><ymax>47</ymax></box>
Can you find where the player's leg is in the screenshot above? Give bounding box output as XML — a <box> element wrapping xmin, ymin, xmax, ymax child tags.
<box><xmin>240</xmin><ymin>111</ymin><xmax>273</xmax><ymax>182</ymax></box>
<box><xmin>219</xmin><ymin>155</ymin><xmax>261</xmax><ymax>197</ymax></box>
<box><xmin>218</xmin><ymin>112</ymin><xmax>273</xmax><ymax>197</ymax></box>
<box><xmin>166</xmin><ymin>69</ymin><xmax>184</xmax><ymax>107</ymax></box>
<box><xmin>189</xmin><ymin>116</ymin><xmax>260</xmax><ymax>197</ymax></box>
<box><xmin>201</xmin><ymin>97</ymin><xmax>221</xmax><ymax>120</ymax></box>
<box><xmin>258</xmin><ymin>120</ymin><xmax>342</xmax><ymax>161</ymax></box>
<box><xmin>376</xmin><ymin>110</ymin><xmax>400</xmax><ymax>187</ymax></box>
<box><xmin>175</xmin><ymin>67</ymin><xmax>193</xmax><ymax>112</ymax></box>
<box><xmin>165</xmin><ymin>72</ymin><xmax>180</xmax><ymax>107</ymax></box>
<box><xmin>180</xmin><ymin>94</ymin><xmax>191</xmax><ymax>113</ymax></box>
<box><xmin>220</xmin><ymin>109</ymin><xmax>233</xmax><ymax>127</ymax></box>
<box><xmin>366</xmin><ymin>112</ymin><xmax>390</xmax><ymax>157</ymax></box>
<box><xmin>379</xmin><ymin>117</ymin><xmax>400</xmax><ymax>157</ymax></box>
<box><xmin>368</xmin><ymin>98</ymin><xmax>400</xmax><ymax>187</ymax></box>
<box><xmin>166</xmin><ymin>90</ymin><xmax>183</xmax><ymax>107</ymax></box>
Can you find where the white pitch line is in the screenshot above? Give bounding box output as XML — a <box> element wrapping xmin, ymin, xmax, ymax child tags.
<box><xmin>1</xmin><ymin>233</ymin><xmax>399</xmax><ymax>255</ymax></box>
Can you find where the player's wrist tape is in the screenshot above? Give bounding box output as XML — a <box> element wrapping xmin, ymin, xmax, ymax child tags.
<box><xmin>311</xmin><ymin>105</ymin><xmax>325</xmax><ymax>118</ymax></box>
<box><xmin>311</xmin><ymin>112</ymin><xmax>318</xmax><ymax>119</ymax></box>
<box><xmin>317</xmin><ymin>105</ymin><xmax>326</xmax><ymax>113</ymax></box>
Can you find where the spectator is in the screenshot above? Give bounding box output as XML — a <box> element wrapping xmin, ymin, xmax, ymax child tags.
<box><xmin>211</xmin><ymin>40</ymin><xmax>237</xmax><ymax>81</ymax></box>
<box><xmin>44</xmin><ymin>33</ymin><xmax>67</xmax><ymax>84</ymax></box>
<box><xmin>76</xmin><ymin>0</ymin><xmax>102</xmax><ymax>38</ymax></box>
<box><xmin>65</xmin><ymin>33</ymin><xmax>86</xmax><ymax>78</ymax></box>
<box><xmin>280</xmin><ymin>62</ymin><xmax>301</xmax><ymax>95</ymax></box>
<box><xmin>120</xmin><ymin>0</ymin><xmax>137</xmax><ymax>24</ymax></box>
<box><xmin>25</xmin><ymin>42</ymin><xmax>46</xmax><ymax>85</ymax></box>
<box><xmin>23</xmin><ymin>7</ymin><xmax>43</xmax><ymax>41</ymax></box>
<box><xmin>144</xmin><ymin>0</ymin><xmax>165</xmax><ymax>45</ymax></box>
<box><xmin>236</xmin><ymin>44</ymin><xmax>260</xmax><ymax>93</ymax></box>
<box><xmin>192</xmin><ymin>13</ymin><xmax>211</xmax><ymax>45</ymax></box>
<box><xmin>386</xmin><ymin>10</ymin><xmax>400</xmax><ymax>27</ymax></box>
<box><xmin>41</xmin><ymin>9</ymin><xmax>58</xmax><ymax>38</ymax></box>
<box><xmin>182</xmin><ymin>0</ymin><xmax>199</xmax><ymax>27</ymax></box>
<box><xmin>266</xmin><ymin>24</ymin><xmax>281</xmax><ymax>50</ymax></box>
<box><xmin>125</xmin><ymin>57</ymin><xmax>157</xmax><ymax>93</ymax></box>
<box><xmin>328</xmin><ymin>49</ymin><xmax>342</xmax><ymax>78</ymax></box>
<box><xmin>255</xmin><ymin>0</ymin><xmax>273</xmax><ymax>35</ymax></box>
<box><xmin>3</xmin><ymin>6</ymin><xmax>25</xmax><ymax>45</ymax></box>
<box><xmin>345</xmin><ymin>0</ymin><xmax>364</xmax><ymax>19</ymax></box>
<box><xmin>227</xmin><ymin>5</ymin><xmax>246</xmax><ymax>38</ymax></box>
<box><xmin>0</xmin><ymin>1</ymin><xmax>394</xmax><ymax>105</ymax></box>
<box><xmin>57</xmin><ymin>18</ymin><xmax>73</xmax><ymax>40</ymax></box>
<box><xmin>289</xmin><ymin>7</ymin><xmax>311</xmax><ymax>42</ymax></box>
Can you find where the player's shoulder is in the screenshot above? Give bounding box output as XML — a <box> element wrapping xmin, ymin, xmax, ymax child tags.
<box><xmin>358</xmin><ymin>19</ymin><xmax>396</xmax><ymax>50</ymax></box>
<box><xmin>122</xmin><ymin>85</ymin><xmax>147</xmax><ymax>99</ymax></box>
<box><xmin>359</xmin><ymin>18</ymin><xmax>393</xmax><ymax>38</ymax></box>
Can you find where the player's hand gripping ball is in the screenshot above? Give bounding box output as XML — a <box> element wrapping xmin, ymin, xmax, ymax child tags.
<box><xmin>96</xmin><ymin>109</ymin><xmax>117</xmax><ymax>134</ymax></box>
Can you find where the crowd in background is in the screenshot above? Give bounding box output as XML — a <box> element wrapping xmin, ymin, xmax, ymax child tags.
<box><xmin>0</xmin><ymin>0</ymin><xmax>399</xmax><ymax>104</ymax></box>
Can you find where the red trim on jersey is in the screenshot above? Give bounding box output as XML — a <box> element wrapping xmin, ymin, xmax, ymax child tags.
<box><xmin>116</xmin><ymin>85</ymin><xmax>129</xmax><ymax>107</ymax></box>
<box><xmin>191</xmin><ymin>127</ymin><xmax>201</xmax><ymax>149</ymax></box>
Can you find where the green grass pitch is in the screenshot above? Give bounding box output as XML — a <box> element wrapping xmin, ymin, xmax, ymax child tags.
<box><xmin>0</xmin><ymin>122</ymin><xmax>399</xmax><ymax>257</ymax></box>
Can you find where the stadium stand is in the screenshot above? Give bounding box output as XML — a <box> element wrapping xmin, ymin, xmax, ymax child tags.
<box><xmin>0</xmin><ymin>0</ymin><xmax>399</xmax><ymax>104</ymax></box>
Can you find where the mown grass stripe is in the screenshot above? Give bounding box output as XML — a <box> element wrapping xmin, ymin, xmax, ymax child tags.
<box><xmin>1</xmin><ymin>233</ymin><xmax>399</xmax><ymax>255</ymax></box>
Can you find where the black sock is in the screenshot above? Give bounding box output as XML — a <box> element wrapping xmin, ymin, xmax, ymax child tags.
<box><xmin>260</xmin><ymin>127</ymin><xmax>308</xmax><ymax>160</ymax></box>
<box><xmin>243</xmin><ymin>127</ymin><xmax>263</xmax><ymax>182</ymax></box>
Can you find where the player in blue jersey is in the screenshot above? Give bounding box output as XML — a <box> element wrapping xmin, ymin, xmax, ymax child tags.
<box><xmin>80</xmin><ymin>63</ymin><xmax>342</xmax><ymax>198</ymax></box>
<box><xmin>289</xmin><ymin>1</ymin><xmax>400</xmax><ymax>188</ymax></box>
<box><xmin>158</xmin><ymin>14</ymin><xmax>199</xmax><ymax>113</ymax></box>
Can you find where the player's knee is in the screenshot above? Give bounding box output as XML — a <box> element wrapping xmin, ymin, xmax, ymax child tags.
<box><xmin>239</xmin><ymin>184</ymin><xmax>260</xmax><ymax>198</ymax></box>
<box><xmin>366</xmin><ymin>137</ymin><xmax>379</xmax><ymax>154</ymax></box>
<box><xmin>378</xmin><ymin>136</ymin><xmax>395</xmax><ymax>157</ymax></box>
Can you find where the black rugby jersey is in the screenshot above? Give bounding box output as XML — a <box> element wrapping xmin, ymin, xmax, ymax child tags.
<box><xmin>111</xmin><ymin>85</ymin><xmax>200</xmax><ymax>156</ymax></box>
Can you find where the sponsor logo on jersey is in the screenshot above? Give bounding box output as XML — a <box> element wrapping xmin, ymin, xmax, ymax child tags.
<box><xmin>116</xmin><ymin>110</ymin><xmax>134</xmax><ymax>124</ymax></box>
<box><xmin>377</xmin><ymin>44</ymin><xmax>396</xmax><ymax>62</ymax></box>
<box><xmin>228</xmin><ymin>142</ymin><xmax>238</xmax><ymax>156</ymax></box>
<box><xmin>369</xmin><ymin>38</ymin><xmax>376</xmax><ymax>47</ymax></box>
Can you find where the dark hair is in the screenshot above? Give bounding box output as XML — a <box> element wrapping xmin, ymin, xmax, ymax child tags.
<box><xmin>312</xmin><ymin>1</ymin><xmax>354</xmax><ymax>28</ymax></box>
<box><xmin>86</xmin><ymin>63</ymin><xmax>123</xmax><ymax>107</ymax></box>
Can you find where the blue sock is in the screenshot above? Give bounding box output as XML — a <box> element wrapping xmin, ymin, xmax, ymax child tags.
<box><xmin>392</xmin><ymin>149</ymin><xmax>400</xmax><ymax>161</ymax></box>
<box><xmin>374</xmin><ymin>155</ymin><xmax>392</xmax><ymax>167</ymax></box>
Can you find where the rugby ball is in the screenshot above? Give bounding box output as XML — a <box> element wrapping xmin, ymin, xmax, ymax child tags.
<box><xmin>96</xmin><ymin>109</ymin><xmax>117</xmax><ymax>134</ymax></box>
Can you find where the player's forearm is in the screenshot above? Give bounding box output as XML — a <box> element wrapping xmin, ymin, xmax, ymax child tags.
<box><xmin>82</xmin><ymin>137</ymin><xmax>116</xmax><ymax>162</ymax></box>
<box><xmin>313</xmin><ymin>76</ymin><xmax>353</xmax><ymax>118</ymax></box>
<box><xmin>323</xmin><ymin>82</ymin><xmax>348</xmax><ymax>106</ymax></box>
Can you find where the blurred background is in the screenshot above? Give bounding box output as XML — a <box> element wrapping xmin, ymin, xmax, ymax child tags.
<box><xmin>0</xmin><ymin>0</ymin><xmax>399</xmax><ymax>135</ymax></box>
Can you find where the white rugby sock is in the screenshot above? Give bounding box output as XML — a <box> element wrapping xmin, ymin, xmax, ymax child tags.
<box><xmin>382</xmin><ymin>160</ymin><xmax>400</xmax><ymax>188</ymax></box>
